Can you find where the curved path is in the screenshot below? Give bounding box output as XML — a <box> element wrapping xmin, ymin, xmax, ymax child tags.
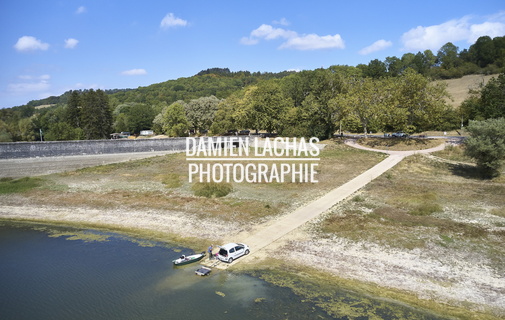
<box><xmin>206</xmin><ymin>139</ymin><xmax>447</xmax><ymax>269</ymax></box>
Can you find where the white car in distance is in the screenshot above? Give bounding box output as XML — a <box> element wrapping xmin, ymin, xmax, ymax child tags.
<box><xmin>216</xmin><ymin>243</ymin><xmax>250</xmax><ymax>263</ymax></box>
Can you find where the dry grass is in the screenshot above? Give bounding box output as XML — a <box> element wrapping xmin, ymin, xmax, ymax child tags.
<box><xmin>8</xmin><ymin>140</ymin><xmax>384</xmax><ymax>225</ymax></box>
<box><xmin>432</xmin><ymin>143</ymin><xmax>474</xmax><ymax>163</ymax></box>
<box><xmin>440</xmin><ymin>74</ymin><xmax>496</xmax><ymax>108</ymax></box>
<box><xmin>357</xmin><ymin>137</ymin><xmax>444</xmax><ymax>151</ymax></box>
<box><xmin>317</xmin><ymin>154</ymin><xmax>505</xmax><ymax>266</ymax></box>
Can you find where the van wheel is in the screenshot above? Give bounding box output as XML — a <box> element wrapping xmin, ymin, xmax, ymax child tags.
<box><xmin>245</xmin><ymin>249</ymin><xmax>250</xmax><ymax>255</ymax></box>
<box><xmin>228</xmin><ymin>257</ymin><xmax>233</xmax><ymax>263</ymax></box>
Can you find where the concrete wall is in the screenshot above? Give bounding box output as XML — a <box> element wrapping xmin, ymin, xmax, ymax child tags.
<box><xmin>0</xmin><ymin>138</ymin><xmax>187</xmax><ymax>159</ymax></box>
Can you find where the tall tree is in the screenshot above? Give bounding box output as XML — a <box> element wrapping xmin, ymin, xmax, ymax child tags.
<box><xmin>469</xmin><ymin>36</ymin><xmax>495</xmax><ymax>68</ymax></box>
<box><xmin>161</xmin><ymin>101</ymin><xmax>189</xmax><ymax>137</ymax></box>
<box><xmin>185</xmin><ymin>96</ymin><xmax>221</xmax><ymax>134</ymax></box>
<box><xmin>365</xmin><ymin>59</ymin><xmax>387</xmax><ymax>78</ymax></box>
<box><xmin>80</xmin><ymin>89</ymin><xmax>112</xmax><ymax>139</ymax></box>
<box><xmin>244</xmin><ymin>80</ymin><xmax>291</xmax><ymax>134</ymax></box>
<box><xmin>437</xmin><ymin>42</ymin><xmax>460</xmax><ymax>70</ymax></box>
<box><xmin>479</xmin><ymin>74</ymin><xmax>505</xmax><ymax>119</ymax></box>
<box><xmin>393</xmin><ymin>69</ymin><xmax>451</xmax><ymax>132</ymax></box>
<box><xmin>338</xmin><ymin>77</ymin><xmax>387</xmax><ymax>137</ymax></box>
<box><xmin>385</xmin><ymin>56</ymin><xmax>403</xmax><ymax>76</ymax></box>
<box><xmin>66</xmin><ymin>90</ymin><xmax>81</xmax><ymax>128</ymax></box>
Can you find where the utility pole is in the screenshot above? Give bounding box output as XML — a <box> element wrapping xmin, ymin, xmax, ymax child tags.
<box><xmin>39</xmin><ymin>129</ymin><xmax>43</xmax><ymax>141</ymax></box>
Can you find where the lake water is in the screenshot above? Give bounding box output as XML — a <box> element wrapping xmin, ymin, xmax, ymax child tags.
<box><xmin>0</xmin><ymin>222</ymin><xmax>446</xmax><ymax>319</ymax></box>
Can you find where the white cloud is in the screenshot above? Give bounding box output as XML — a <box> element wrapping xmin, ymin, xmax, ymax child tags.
<box><xmin>401</xmin><ymin>14</ymin><xmax>505</xmax><ymax>51</ymax></box>
<box><xmin>469</xmin><ymin>22</ymin><xmax>505</xmax><ymax>43</ymax></box>
<box><xmin>121</xmin><ymin>69</ymin><xmax>147</xmax><ymax>76</ymax></box>
<box><xmin>241</xmin><ymin>24</ymin><xmax>345</xmax><ymax>51</ymax></box>
<box><xmin>8</xmin><ymin>75</ymin><xmax>51</xmax><ymax>94</ymax></box>
<box><xmin>251</xmin><ymin>24</ymin><xmax>297</xmax><ymax>40</ymax></box>
<box><xmin>273</xmin><ymin>18</ymin><xmax>290</xmax><ymax>26</ymax></box>
<box><xmin>64</xmin><ymin>38</ymin><xmax>79</xmax><ymax>49</ymax></box>
<box><xmin>240</xmin><ymin>37</ymin><xmax>259</xmax><ymax>45</ymax></box>
<box><xmin>160</xmin><ymin>13</ymin><xmax>187</xmax><ymax>29</ymax></box>
<box><xmin>359</xmin><ymin>39</ymin><xmax>392</xmax><ymax>55</ymax></box>
<box><xmin>280</xmin><ymin>33</ymin><xmax>345</xmax><ymax>50</ymax></box>
<box><xmin>14</xmin><ymin>36</ymin><xmax>50</xmax><ymax>52</ymax></box>
<box><xmin>76</xmin><ymin>6</ymin><xmax>86</xmax><ymax>14</ymax></box>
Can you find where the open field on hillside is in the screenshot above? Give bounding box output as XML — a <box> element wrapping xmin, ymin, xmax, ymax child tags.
<box><xmin>441</xmin><ymin>74</ymin><xmax>496</xmax><ymax>107</ymax></box>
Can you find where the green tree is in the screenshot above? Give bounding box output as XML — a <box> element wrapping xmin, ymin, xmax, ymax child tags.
<box><xmin>437</xmin><ymin>42</ymin><xmax>461</xmax><ymax>70</ymax></box>
<box><xmin>338</xmin><ymin>77</ymin><xmax>387</xmax><ymax>137</ymax></box>
<box><xmin>460</xmin><ymin>74</ymin><xmax>505</xmax><ymax>121</ymax></box>
<box><xmin>45</xmin><ymin>122</ymin><xmax>84</xmax><ymax>141</ymax></box>
<box><xmin>210</xmin><ymin>95</ymin><xmax>241</xmax><ymax>134</ymax></box>
<box><xmin>244</xmin><ymin>80</ymin><xmax>291</xmax><ymax>133</ymax></box>
<box><xmin>479</xmin><ymin>74</ymin><xmax>505</xmax><ymax>119</ymax></box>
<box><xmin>66</xmin><ymin>90</ymin><xmax>81</xmax><ymax>128</ymax></box>
<box><xmin>18</xmin><ymin>116</ymin><xmax>37</xmax><ymax>141</ymax></box>
<box><xmin>185</xmin><ymin>96</ymin><xmax>221</xmax><ymax>134</ymax></box>
<box><xmin>392</xmin><ymin>69</ymin><xmax>451</xmax><ymax>132</ymax></box>
<box><xmin>161</xmin><ymin>101</ymin><xmax>189</xmax><ymax>136</ymax></box>
<box><xmin>127</xmin><ymin>103</ymin><xmax>156</xmax><ymax>134</ymax></box>
<box><xmin>469</xmin><ymin>36</ymin><xmax>495</xmax><ymax>68</ymax></box>
<box><xmin>385</xmin><ymin>56</ymin><xmax>403</xmax><ymax>76</ymax></box>
<box><xmin>0</xmin><ymin>119</ymin><xmax>13</xmax><ymax>142</ymax></box>
<box><xmin>465</xmin><ymin>118</ymin><xmax>505</xmax><ymax>178</ymax></box>
<box><xmin>365</xmin><ymin>59</ymin><xmax>387</xmax><ymax>78</ymax></box>
<box><xmin>80</xmin><ymin>89</ymin><xmax>113</xmax><ymax>139</ymax></box>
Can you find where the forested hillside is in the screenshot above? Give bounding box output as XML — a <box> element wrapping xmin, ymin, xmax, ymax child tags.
<box><xmin>1</xmin><ymin>35</ymin><xmax>504</xmax><ymax>142</ymax></box>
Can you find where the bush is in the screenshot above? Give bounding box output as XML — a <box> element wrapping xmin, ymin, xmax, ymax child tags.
<box><xmin>191</xmin><ymin>182</ymin><xmax>233</xmax><ymax>198</ymax></box>
<box><xmin>465</xmin><ymin>118</ymin><xmax>505</xmax><ymax>178</ymax></box>
<box><xmin>408</xmin><ymin>202</ymin><xmax>443</xmax><ymax>216</ymax></box>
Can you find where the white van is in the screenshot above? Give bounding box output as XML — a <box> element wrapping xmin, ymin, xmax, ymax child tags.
<box><xmin>216</xmin><ymin>243</ymin><xmax>250</xmax><ymax>263</ymax></box>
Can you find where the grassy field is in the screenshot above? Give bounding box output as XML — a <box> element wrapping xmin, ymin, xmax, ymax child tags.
<box><xmin>4</xmin><ymin>140</ymin><xmax>385</xmax><ymax>225</ymax></box>
<box><xmin>441</xmin><ymin>74</ymin><xmax>496</xmax><ymax>108</ymax></box>
<box><xmin>317</xmin><ymin>145</ymin><xmax>505</xmax><ymax>271</ymax></box>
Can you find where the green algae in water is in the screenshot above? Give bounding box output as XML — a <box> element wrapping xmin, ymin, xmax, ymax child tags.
<box><xmin>47</xmin><ymin>230</ymin><xmax>111</xmax><ymax>242</ymax></box>
<box><xmin>249</xmin><ymin>268</ymin><xmax>448</xmax><ymax>320</ymax></box>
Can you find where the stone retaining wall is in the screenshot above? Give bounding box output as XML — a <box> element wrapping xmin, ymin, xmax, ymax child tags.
<box><xmin>0</xmin><ymin>138</ymin><xmax>187</xmax><ymax>159</ymax></box>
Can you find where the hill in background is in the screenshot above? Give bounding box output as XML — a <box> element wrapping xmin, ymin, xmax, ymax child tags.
<box><xmin>442</xmin><ymin>74</ymin><xmax>496</xmax><ymax>107</ymax></box>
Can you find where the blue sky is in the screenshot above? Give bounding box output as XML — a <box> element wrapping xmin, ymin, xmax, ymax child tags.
<box><xmin>1</xmin><ymin>0</ymin><xmax>504</xmax><ymax>108</ymax></box>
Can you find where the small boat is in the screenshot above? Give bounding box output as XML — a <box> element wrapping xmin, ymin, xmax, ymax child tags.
<box><xmin>195</xmin><ymin>266</ymin><xmax>212</xmax><ymax>276</ymax></box>
<box><xmin>172</xmin><ymin>252</ymin><xmax>205</xmax><ymax>266</ymax></box>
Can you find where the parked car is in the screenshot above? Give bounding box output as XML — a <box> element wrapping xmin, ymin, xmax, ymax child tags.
<box><xmin>392</xmin><ymin>132</ymin><xmax>408</xmax><ymax>138</ymax></box>
<box><xmin>216</xmin><ymin>243</ymin><xmax>250</xmax><ymax>263</ymax></box>
<box><xmin>260</xmin><ymin>132</ymin><xmax>278</xmax><ymax>138</ymax></box>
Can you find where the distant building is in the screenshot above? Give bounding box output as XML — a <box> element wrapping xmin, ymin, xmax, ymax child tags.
<box><xmin>140</xmin><ymin>130</ymin><xmax>154</xmax><ymax>136</ymax></box>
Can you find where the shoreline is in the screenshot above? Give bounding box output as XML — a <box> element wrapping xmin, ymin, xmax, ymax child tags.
<box><xmin>1</xmin><ymin>204</ymin><xmax>504</xmax><ymax>319</ymax></box>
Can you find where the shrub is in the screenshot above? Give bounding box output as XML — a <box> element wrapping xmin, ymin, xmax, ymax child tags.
<box><xmin>191</xmin><ymin>182</ymin><xmax>233</xmax><ymax>198</ymax></box>
<box><xmin>408</xmin><ymin>202</ymin><xmax>442</xmax><ymax>216</ymax></box>
<box><xmin>465</xmin><ymin>118</ymin><xmax>505</xmax><ymax>178</ymax></box>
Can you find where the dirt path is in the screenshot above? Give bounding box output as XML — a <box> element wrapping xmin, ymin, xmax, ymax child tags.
<box><xmin>205</xmin><ymin>140</ymin><xmax>447</xmax><ymax>269</ymax></box>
